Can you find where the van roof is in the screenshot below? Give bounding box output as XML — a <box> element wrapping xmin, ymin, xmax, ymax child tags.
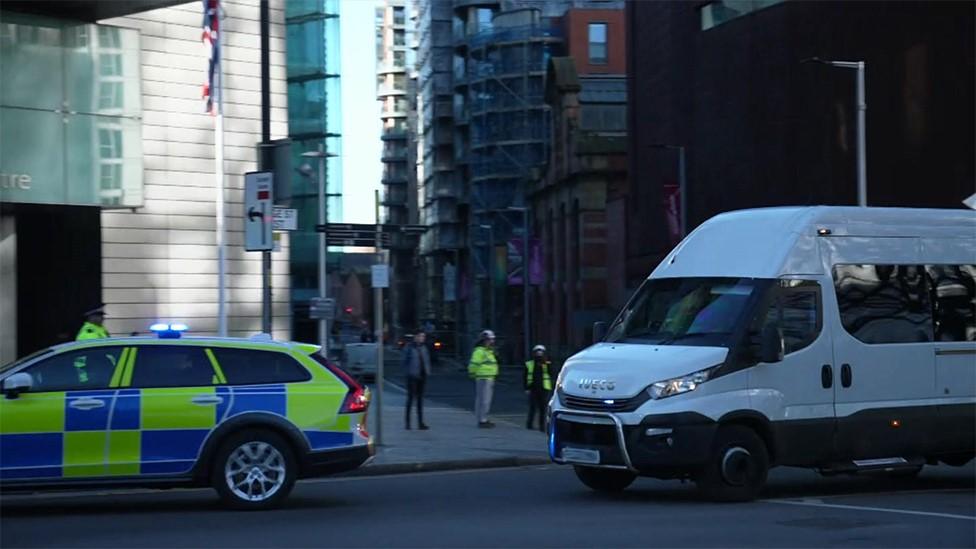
<box><xmin>651</xmin><ymin>206</ymin><xmax>976</xmax><ymax>280</ymax></box>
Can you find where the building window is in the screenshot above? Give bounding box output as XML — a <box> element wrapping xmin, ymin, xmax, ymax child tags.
<box><xmin>588</xmin><ymin>23</ymin><xmax>607</xmax><ymax>64</ymax></box>
<box><xmin>393</xmin><ymin>50</ymin><xmax>406</xmax><ymax>68</ymax></box>
<box><xmin>393</xmin><ymin>6</ymin><xmax>405</xmax><ymax>26</ymax></box>
<box><xmin>700</xmin><ymin>0</ymin><xmax>784</xmax><ymax>31</ymax></box>
<box><xmin>393</xmin><ymin>29</ymin><xmax>405</xmax><ymax>46</ymax></box>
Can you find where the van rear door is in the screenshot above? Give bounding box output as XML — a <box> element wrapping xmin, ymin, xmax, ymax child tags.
<box><xmin>824</xmin><ymin>237</ymin><xmax>938</xmax><ymax>461</ymax></box>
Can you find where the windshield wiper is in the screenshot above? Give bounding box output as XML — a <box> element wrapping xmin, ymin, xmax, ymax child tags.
<box><xmin>657</xmin><ymin>331</ymin><xmax>733</xmax><ymax>345</ymax></box>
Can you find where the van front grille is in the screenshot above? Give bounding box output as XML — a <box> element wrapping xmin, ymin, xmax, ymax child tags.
<box><xmin>558</xmin><ymin>389</ymin><xmax>649</xmax><ymax>413</ymax></box>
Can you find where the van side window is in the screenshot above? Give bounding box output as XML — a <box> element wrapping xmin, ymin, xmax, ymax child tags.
<box><xmin>833</xmin><ymin>265</ymin><xmax>933</xmax><ymax>344</ymax></box>
<box><xmin>755</xmin><ymin>282</ymin><xmax>821</xmax><ymax>355</ymax></box>
<box><xmin>926</xmin><ymin>265</ymin><xmax>976</xmax><ymax>342</ymax></box>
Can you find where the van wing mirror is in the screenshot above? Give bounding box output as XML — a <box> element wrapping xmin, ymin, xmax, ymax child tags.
<box><xmin>2</xmin><ymin>373</ymin><xmax>33</xmax><ymax>399</ymax></box>
<box><xmin>760</xmin><ymin>325</ymin><xmax>785</xmax><ymax>363</ymax></box>
<box><xmin>592</xmin><ymin>321</ymin><xmax>608</xmax><ymax>344</ymax></box>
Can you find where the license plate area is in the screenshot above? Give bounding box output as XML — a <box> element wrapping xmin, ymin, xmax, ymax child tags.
<box><xmin>562</xmin><ymin>446</ymin><xmax>600</xmax><ymax>465</ymax></box>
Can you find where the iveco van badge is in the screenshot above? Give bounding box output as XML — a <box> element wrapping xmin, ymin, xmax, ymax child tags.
<box><xmin>578</xmin><ymin>379</ymin><xmax>615</xmax><ymax>393</ymax></box>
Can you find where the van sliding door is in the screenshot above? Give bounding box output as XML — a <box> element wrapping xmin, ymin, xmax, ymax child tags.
<box><xmin>823</xmin><ymin>237</ymin><xmax>938</xmax><ymax>461</ymax></box>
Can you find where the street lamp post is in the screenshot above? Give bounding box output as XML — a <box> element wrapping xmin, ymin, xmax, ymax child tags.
<box><xmin>507</xmin><ymin>207</ymin><xmax>530</xmax><ymax>361</ymax></box>
<box><xmin>478</xmin><ymin>224</ymin><xmax>495</xmax><ymax>332</ymax></box>
<box><xmin>803</xmin><ymin>57</ymin><xmax>867</xmax><ymax>206</ymax></box>
<box><xmin>650</xmin><ymin>145</ymin><xmax>688</xmax><ymax>238</ymax></box>
<box><xmin>301</xmin><ymin>145</ymin><xmax>336</xmax><ymax>357</ymax></box>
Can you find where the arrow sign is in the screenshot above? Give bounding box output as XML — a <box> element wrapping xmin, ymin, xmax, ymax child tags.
<box><xmin>244</xmin><ymin>172</ymin><xmax>274</xmax><ymax>251</ymax></box>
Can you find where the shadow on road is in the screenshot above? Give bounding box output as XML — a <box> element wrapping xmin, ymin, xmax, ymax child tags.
<box><xmin>0</xmin><ymin>489</ymin><xmax>356</xmax><ymax>517</ymax></box>
<box><xmin>559</xmin><ymin>464</ymin><xmax>975</xmax><ymax>505</ymax></box>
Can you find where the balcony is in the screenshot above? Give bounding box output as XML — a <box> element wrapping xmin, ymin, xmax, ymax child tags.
<box><xmin>381</xmin><ymin>128</ymin><xmax>409</xmax><ymax>141</ymax></box>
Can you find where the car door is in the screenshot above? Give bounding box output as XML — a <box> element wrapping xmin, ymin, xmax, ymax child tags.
<box><xmin>115</xmin><ymin>345</ymin><xmax>224</xmax><ymax>476</ymax></box>
<box><xmin>828</xmin><ymin>259</ymin><xmax>937</xmax><ymax>460</ymax></box>
<box><xmin>746</xmin><ymin>279</ymin><xmax>836</xmax><ymax>466</ymax></box>
<box><xmin>0</xmin><ymin>346</ymin><xmax>127</xmax><ymax>480</ymax></box>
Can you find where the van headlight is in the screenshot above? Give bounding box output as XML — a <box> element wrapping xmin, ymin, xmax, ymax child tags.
<box><xmin>647</xmin><ymin>366</ymin><xmax>718</xmax><ymax>399</ymax></box>
<box><xmin>554</xmin><ymin>367</ymin><xmax>568</xmax><ymax>391</ymax></box>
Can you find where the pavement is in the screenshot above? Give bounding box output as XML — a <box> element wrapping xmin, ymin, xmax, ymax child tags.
<box><xmin>354</xmin><ymin>354</ymin><xmax>549</xmax><ymax>475</ymax></box>
<box><xmin>2</xmin><ymin>464</ymin><xmax>973</xmax><ymax>547</ymax></box>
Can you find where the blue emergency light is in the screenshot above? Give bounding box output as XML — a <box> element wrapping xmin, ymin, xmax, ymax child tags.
<box><xmin>150</xmin><ymin>323</ymin><xmax>188</xmax><ymax>339</ymax></box>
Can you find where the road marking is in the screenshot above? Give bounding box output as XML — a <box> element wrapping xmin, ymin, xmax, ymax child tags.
<box><xmin>763</xmin><ymin>498</ymin><xmax>976</xmax><ymax>521</ymax></box>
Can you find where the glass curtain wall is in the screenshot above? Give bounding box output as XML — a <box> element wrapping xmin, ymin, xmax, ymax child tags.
<box><xmin>285</xmin><ymin>0</ymin><xmax>342</xmax><ymax>342</ymax></box>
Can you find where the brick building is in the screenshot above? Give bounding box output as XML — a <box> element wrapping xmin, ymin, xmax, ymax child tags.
<box><xmin>531</xmin><ymin>7</ymin><xmax>627</xmax><ymax>359</ymax></box>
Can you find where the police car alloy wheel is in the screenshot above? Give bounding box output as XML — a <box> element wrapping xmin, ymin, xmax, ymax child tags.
<box><xmin>696</xmin><ymin>425</ymin><xmax>768</xmax><ymax>502</ymax></box>
<box><xmin>212</xmin><ymin>429</ymin><xmax>297</xmax><ymax>510</ymax></box>
<box><xmin>573</xmin><ymin>466</ymin><xmax>637</xmax><ymax>492</ymax></box>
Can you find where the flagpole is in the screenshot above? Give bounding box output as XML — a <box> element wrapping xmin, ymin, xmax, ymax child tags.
<box><xmin>214</xmin><ymin>7</ymin><xmax>228</xmax><ymax>337</ymax></box>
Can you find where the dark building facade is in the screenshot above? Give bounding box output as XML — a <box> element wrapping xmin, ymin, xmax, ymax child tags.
<box><xmin>531</xmin><ymin>7</ymin><xmax>628</xmax><ymax>361</ymax></box>
<box><xmin>626</xmin><ymin>0</ymin><xmax>975</xmax><ymax>286</ymax></box>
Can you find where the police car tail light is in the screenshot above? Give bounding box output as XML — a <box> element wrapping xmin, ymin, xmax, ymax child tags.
<box><xmin>314</xmin><ymin>354</ymin><xmax>369</xmax><ymax>413</ymax></box>
<box><xmin>341</xmin><ymin>386</ymin><xmax>369</xmax><ymax>414</ymax></box>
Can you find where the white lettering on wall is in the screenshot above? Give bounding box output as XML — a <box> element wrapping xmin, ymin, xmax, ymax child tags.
<box><xmin>0</xmin><ymin>173</ymin><xmax>32</xmax><ymax>190</ymax></box>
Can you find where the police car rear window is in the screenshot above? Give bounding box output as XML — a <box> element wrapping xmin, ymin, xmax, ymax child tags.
<box><xmin>210</xmin><ymin>348</ymin><xmax>311</xmax><ymax>385</ymax></box>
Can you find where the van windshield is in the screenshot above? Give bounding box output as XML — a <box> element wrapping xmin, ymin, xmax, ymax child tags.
<box><xmin>605</xmin><ymin>277</ymin><xmax>766</xmax><ymax>346</ymax></box>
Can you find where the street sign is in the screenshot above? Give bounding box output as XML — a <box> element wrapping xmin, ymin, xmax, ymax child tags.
<box><xmin>309</xmin><ymin>297</ymin><xmax>335</xmax><ymax>320</ymax></box>
<box><xmin>273</xmin><ymin>207</ymin><xmax>297</xmax><ymax>231</ymax></box>
<box><xmin>244</xmin><ymin>172</ymin><xmax>274</xmax><ymax>251</ymax></box>
<box><xmin>326</xmin><ymin>236</ymin><xmax>391</xmax><ymax>248</ymax></box>
<box><xmin>371</xmin><ymin>264</ymin><xmax>390</xmax><ymax>288</ymax></box>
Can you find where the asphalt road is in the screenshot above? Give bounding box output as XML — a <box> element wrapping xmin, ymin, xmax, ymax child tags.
<box><xmin>3</xmin><ymin>463</ymin><xmax>973</xmax><ymax>548</ymax></box>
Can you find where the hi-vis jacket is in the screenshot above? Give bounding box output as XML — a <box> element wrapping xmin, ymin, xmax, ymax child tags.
<box><xmin>467</xmin><ymin>346</ymin><xmax>498</xmax><ymax>380</ymax></box>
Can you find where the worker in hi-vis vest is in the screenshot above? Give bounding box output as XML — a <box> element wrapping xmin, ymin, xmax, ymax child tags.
<box><xmin>468</xmin><ymin>329</ymin><xmax>498</xmax><ymax>428</ymax></box>
<box><xmin>524</xmin><ymin>344</ymin><xmax>555</xmax><ymax>432</ymax></box>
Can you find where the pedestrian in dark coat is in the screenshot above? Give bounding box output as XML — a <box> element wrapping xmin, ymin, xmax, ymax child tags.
<box><xmin>402</xmin><ymin>330</ymin><xmax>432</xmax><ymax>430</ymax></box>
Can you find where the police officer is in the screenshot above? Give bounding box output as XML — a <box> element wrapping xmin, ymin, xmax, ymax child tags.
<box><xmin>468</xmin><ymin>329</ymin><xmax>498</xmax><ymax>428</ymax></box>
<box><xmin>524</xmin><ymin>344</ymin><xmax>554</xmax><ymax>432</ymax></box>
<box><xmin>76</xmin><ymin>305</ymin><xmax>110</xmax><ymax>341</ymax></box>
<box><xmin>73</xmin><ymin>305</ymin><xmax>110</xmax><ymax>384</ymax></box>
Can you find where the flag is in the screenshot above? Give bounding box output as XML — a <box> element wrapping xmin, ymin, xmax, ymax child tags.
<box><xmin>202</xmin><ymin>0</ymin><xmax>220</xmax><ymax>115</ymax></box>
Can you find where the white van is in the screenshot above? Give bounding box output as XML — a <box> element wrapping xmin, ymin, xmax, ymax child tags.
<box><xmin>548</xmin><ymin>206</ymin><xmax>975</xmax><ymax>501</ymax></box>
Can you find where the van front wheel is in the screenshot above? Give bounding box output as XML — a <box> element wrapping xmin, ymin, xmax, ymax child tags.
<box><xmin>696</xmin><ymin>425</ymin><xmax>768</xmax><ymax>502</ymax></box>
<box><xmin>574</xmin><ymin>466</ymin><xmax>636</xmax><ymax>492</ymax></box>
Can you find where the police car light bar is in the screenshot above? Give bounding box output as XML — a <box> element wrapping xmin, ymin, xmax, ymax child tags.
<box><xmin>150</xmin><ymin>323</ymin><xmax>189</xmax><ymax>339</ymax></box>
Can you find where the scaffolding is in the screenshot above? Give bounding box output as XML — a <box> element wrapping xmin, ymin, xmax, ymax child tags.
<box><xmin>453</xmin><ymin>10</ymin><xmax>563</xmax><ymax>358</ymax></box>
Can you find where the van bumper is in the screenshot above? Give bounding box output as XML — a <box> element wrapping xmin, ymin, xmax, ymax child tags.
<box><xmin>550</xmin><ymin>410</ymin><xmax>716</xmax><ymax>476</ymax></box>
<box><xmin>623</xmin><ymin>413</ymin><xmax>717</xmax><ymax>473</ymax></box>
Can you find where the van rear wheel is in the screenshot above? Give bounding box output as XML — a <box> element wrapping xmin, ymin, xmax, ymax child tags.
<box><xmin>574</xmin><ymin>466</ymin><xmax>637</xmax><ymax>492</ymax></box>
<box><xmin>696</xmin><ymin>425</ymin><xmax>768</xmax><ymax>502</ymax></box>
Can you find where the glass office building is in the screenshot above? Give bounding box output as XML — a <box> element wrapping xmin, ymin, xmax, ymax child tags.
<box><xmin>285</xmin><ymin>0</ymin><xmax>343</xmax><ymax>341</ymax></box>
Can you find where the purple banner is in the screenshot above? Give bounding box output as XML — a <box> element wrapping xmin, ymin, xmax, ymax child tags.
<box><xmin>507</xmin><ymin>237</ymin><xmax>542</xmax><ymax>285</ymax></box>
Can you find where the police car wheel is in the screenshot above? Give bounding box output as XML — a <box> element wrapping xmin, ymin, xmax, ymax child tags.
<box><xmin>573</xmin><ymin>466</ymin><xmax>636</xmax><ymax>492</ymax></box>
<box><xmin>696</xmin><ymin>425</ymin><xmax>768</xmax><ymax>502</ymax></box>
<box><xmin>212</xmin><ymin>429</ymin><xmax>298</xmax><ymax>510</ymax></box>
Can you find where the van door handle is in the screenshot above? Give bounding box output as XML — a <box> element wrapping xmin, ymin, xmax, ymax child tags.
<box><xmin>191</xmin><ymin>395</ymin><xmax>224</xmax><ymax>406</ymax></box>
<box><xmin>69</xmin><ymin>398</ymin><xmax>106</xmax><ymax>411</ymax></box>
<box><xmin>841</xmin><ymin>364</ymin><xmax>852</xmax><ymax>388</ymax></box>
<box><xmin>821</xmin><ymin>365</ymin><xmax>833</xmax><ymax>388</ymax></box>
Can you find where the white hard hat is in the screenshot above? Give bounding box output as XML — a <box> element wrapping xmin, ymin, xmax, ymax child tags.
<box><xmin>532</xmin><ymin>344</ymin><xmax>546</xmax><ymax>353</ymax></box>
<box><xmin>480</xmin><ymin>329</ymin><xmax>496</xmax><ymax>340</ymax></box>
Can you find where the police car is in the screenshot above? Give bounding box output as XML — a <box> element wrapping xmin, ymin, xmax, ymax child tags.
<box><xmin>0</xmin><ymin>325</ymin><xmax>373</xmax><ymax>509</ymax></box>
